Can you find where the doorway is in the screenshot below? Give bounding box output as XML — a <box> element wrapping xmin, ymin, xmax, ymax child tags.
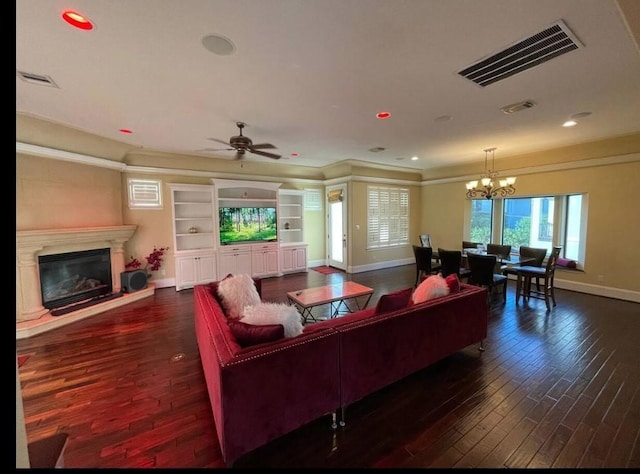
<box><xmin>326</xmin><ymin>183</ymin><xmax>347</xmax><ymax>271</ymax></box>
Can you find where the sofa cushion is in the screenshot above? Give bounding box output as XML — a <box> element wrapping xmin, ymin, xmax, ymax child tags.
<box><xmin>556</xmin><ymin>257</ymin><xmax>577</xmax><ymax>268</ymax></box>
<box><xmin>412</xmin><ymin>274</ymin><xmax>450</xmax><ymax>304</ymax></box>
<box><xmin>374</xmin><ymin>287</ymin><xmax>413</xmax><ymax>315</ymax></box>
<box><xmin>445</xmin><ymin>273</ymin><xmax>461</xmax><ymax>293</ymax></box>
<box><xmin>241</xmin><ymin>302</ymin><xmax>304</xmax><ymax>337</ymax></box>
<box><xmin>217</xmin><ymin>274</ymin><xmax>262</xmax><ymax>319</ymax></box>
<box><xmin>228</xmin><ymin>319</ymin><xmax>285</xmax><ymax>347</ymax></box>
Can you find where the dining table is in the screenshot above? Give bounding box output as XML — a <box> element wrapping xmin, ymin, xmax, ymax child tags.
<box><xmin>431</xmin><ymin>248</ymin><xmax>536</xmax><ymax>268</ymax></box>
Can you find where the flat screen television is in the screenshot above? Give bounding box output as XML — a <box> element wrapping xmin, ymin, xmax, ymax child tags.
<box><xmin>219</xmin><ymin>207</ymin><xmax>277</xmax><ymax>244</ymax></box>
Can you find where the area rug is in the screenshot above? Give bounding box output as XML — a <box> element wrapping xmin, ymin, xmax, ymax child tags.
<box><xmin>18</xmin><ymin>355</ymin><xmax>30</xmax><ymax>367</ymax></box>
<box><xmin>311</xmin><ymin>266</ymin><xmax>344</xmax><ymax>275</ymax></box>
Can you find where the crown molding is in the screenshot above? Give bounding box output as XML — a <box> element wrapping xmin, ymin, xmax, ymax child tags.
<box><xmin>16</xmin><ymin>142</ymin><xmax>127</xmax><ymax>171</ymax></box>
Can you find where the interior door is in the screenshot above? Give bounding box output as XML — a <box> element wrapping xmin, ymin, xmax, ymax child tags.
<box><xmin>326</xmin><ymin>184</ymin><xmax>347</xmax><ymax>271</ymax></box>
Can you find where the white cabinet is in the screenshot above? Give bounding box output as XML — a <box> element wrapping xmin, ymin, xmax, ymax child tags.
<box><xmin>169</xmin><ymin>184</ymin><xmax>217</xmax><ymax>290</ymax></box>
<box><xmin>169</xmin><ymin>184</ymin><xmax>215</xmax><ymax>252</ymax></box>
<box><xmin>278</xmin><ymin>189</ymin><xmax>307</xmax><ymax>273</ymax></box>
<box><xmin>251</xmin><ymin>243</ymin><xmax>279</xmax><ymax>277</ymax></box>
<box><xmin>218</xmin><ymin>245</ymin><xmax>252</xmax><ymax>277</ymax></box>
<box><xmin>280</xmin><ymin>245</ymin><xmax>308</xmax><ymax>274</ymax></box>
<box><xmin>175</xmin><ymin>252</ymin><xmax>217</xmax><ymax>290</ymax></box>
<box><xmin>278</xmin><ymin>190</ymin><xmax>304</xmax><ymax>245</ymax></box>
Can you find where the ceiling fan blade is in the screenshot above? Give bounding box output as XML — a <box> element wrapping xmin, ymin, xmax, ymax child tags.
<box><xmin>249</xmin><ymin>143</ymin><xmax>276</xmax><ymax>150</ymax></box>
<box><xmin>250</xmin><ymin>149</ymin><xmax>281</xmax><ymax>159</ymax></box>
<box><xmin>208</xmin><ymin>138</ymin><xmax>233</xmax><ymax>146</ymax></box>
<box><xmin>202</xmin><ymin>147</ymin><xmax>234</xmax><ymax>152</ymax></box>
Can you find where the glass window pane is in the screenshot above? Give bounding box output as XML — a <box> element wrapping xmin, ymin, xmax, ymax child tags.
<box><xmin>470</xmin><ymin>199</ymin><xmax>492</xmax><ymax>244</ymax></box>
<box><xmin>502</xmin><ymin>197</ymin><xmax>554</xmax><ymax>253</ymax></box>
<box><xmin>565</xmin><ymin>194</ymin><xmax>582</xmax><ymax>260</ymax></box>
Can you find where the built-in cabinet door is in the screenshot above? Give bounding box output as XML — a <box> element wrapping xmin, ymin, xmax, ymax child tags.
<box><xmin>280</xmin><ymin>245</ymin><xmax>307</xmax><ymax>274</ymax></box>
<box><xmin>175</xmin><ymin>253</ymin><xmax>217</xmax><ymax>290</ymax></box>
<box><xmin>219</xmin><ymin>248</ymin><xmax>252</xmax><ymax>276</ymax></box>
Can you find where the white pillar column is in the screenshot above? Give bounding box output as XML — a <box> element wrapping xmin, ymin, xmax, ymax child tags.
<box><xmin>16</xmin><ymin>245</ymin><xmax>49</xmax><ymax>321</ymax></box>
<box><xmin>110</xmin><ymin>239</ymin><xmax>127</xmax><ymax>293</ymax></box>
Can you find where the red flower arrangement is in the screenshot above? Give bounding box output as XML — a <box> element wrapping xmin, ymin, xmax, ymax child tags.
<box><xmin>125</xmin><ymin>246</ymin><xmax>169</xmax><ymax>273</ymax></box>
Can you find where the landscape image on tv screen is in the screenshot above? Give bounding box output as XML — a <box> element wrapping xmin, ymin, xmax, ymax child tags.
<box><xmin>219</xmin><ymin>207</ymin><xmax>277</xmax><ymax>244</ymax></box>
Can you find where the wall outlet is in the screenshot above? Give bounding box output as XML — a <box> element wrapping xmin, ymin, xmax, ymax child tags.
<box><xmin>597</xmin><ymin>274</ymin><xmax>604</xmax><ymax>282</ymax></box>
<box><xmin>161</xmin><ymin>269</ymin><xmax>166</xmax><ymax>276</ymax></box>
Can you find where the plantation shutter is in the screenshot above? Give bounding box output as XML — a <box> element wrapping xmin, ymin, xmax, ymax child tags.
<box><xmin>367</xmin><ymin>186</ymin><xmax>409</xmax><ymax>249</ymax></box>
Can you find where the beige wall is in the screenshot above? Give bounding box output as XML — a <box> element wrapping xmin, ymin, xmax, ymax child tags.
<box><xmin>420</xmin><ymin>159</ymin><xmax>640</xmax><ymax>292</ymax></box>
<box><xmin>16</xmin><ymin>154</ymin><xmax>123</xmax><ymax>230</ymax></box>
<box><xmin>15</xmin><ymin>127</ymin><xmax>640</xmax><ymax>295</ymax></box>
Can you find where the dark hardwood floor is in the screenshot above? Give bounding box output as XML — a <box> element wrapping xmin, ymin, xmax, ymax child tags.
<box><xmin>16</xmin><ymin>266</ymin><xmax>640</xmax><ymax>468</ymax></box>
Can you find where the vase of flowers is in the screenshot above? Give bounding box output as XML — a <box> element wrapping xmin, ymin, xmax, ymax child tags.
<box><xmin>125</xmin><ymin>246</ymin><xmax>169</xmax><ymax>279</ymax></box>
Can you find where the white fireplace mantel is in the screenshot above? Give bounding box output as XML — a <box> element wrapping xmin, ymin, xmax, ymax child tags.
<box><xmin>16</xmin><ymin>225</ymin><xmax>138</xmax><ymax>326</ymax></box>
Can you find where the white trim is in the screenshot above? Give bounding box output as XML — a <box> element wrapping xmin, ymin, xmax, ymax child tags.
<box><xmin>349</xmin><ymin>257</ymin><xmax>415</xmax><ymax>274</ymax></box>
<box><xmin>16</xmin><ymin>142</ymin><xmax>127</xmax><ymax>171</ymax></box>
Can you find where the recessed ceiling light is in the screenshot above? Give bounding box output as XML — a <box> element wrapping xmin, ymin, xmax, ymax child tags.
<box><xmin>62</xmin><ymin>11</ymin><xmax>94</xmax><ymax>30</ymax></box>
<box><xmin>291</xmin><ymin>152</ymin><xmax>299</xmax><ymax>157</ymax></box>
<box><xmin>571</xmin><ymin>112</ymin><xmax>592</xmax><ymax>119</ymax></box>
<box><xmin>434</xmin><ymin>115</ymin><xmax>452</xmax><ymax>123</ymax></box>
<box><xmin>376</xmin><ymin>112</ymin><xmax>391</xmax><ymax>119</ymax></box>
<box><xmin>395</xmin><ymin>157</ymin><xmax>405</xmax><ymax>161</ymax></box>
<box><xmin>562</xmin><ymin>120</ymin><xmax>577</xmax><ymax>127</ymax></box>
<box><xmin>368</xmin><ymin>147</ymin><xmax>386</xmax><ymax>152</ymax></box>
<box><xmin>411</xmin><ymin>156</ymin><xmax>419</xmax><ymax>161</ymax></box>
<box><xmin>119</xmin><ymin>129</ymin><xmax>133</xmax><ymax>134</ymax></box>
<box><xmin>202</xmin><ymin>34</ymin><xmax>236</xmax><ymax>55</ymax></box>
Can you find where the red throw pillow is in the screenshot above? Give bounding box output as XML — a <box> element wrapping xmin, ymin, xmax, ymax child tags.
<box><xmin>228</xmin><ymin>320</ymin><xmax>284</xmax><ymax>347</ymax></box>
<box><xmin>374</xmin><ymin>287</ymin><xmax>413</xmax><ymax>315</ymax></box>
<box><xmin>445</xmin><ymin>273</ymin><xmax>461</xmax><ymax>293</ymax></box>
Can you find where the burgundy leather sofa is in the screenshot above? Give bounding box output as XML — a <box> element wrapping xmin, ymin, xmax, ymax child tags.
<box><xmin>194</xmin><ymin>281</ymin><xmax>488</xmax><ymax>465</ymax></box>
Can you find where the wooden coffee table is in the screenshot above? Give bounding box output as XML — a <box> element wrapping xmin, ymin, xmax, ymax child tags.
<box><xmin>287</xmin><ymin>281</ymin><xmax>374</xmax><ymax>324</ymax></box>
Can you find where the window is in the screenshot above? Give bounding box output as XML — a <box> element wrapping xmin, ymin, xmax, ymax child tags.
<box><xmin>304</xmin><ymin>188</ymin><xmax>322</xmax><ymax>211</ymax></box>
<box><xmin>128</xmin><ymin>179</ymin><xmax>163</xmax><ymax>209</ymax></box>
<box><xmin>470</xmin><ymin>200</ymin><xmax>493</xmax><ymax>244</ymax></box>
<box><xmin>367</xmin><ymin>186</ymin><xmax>409</xmax><ymax>249</ymax></box>
<box><xmin>503</xmin><ymin>197</ymin><xmax>555</xmax><ymax>253</ymax></box>
<box><xmin>468</xmin><ymin>193</ymin><xmax>586</xmax><ymax>266</ymax></box>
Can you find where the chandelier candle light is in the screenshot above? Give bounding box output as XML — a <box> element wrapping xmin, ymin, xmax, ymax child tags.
<box><xmin>465</xmin><ymin>147</ymin><xmax>516</xmax><ymax>199</ymax></box>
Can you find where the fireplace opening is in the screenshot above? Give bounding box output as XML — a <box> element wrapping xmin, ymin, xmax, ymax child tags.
<box><xmin>39</xmin><ymin>248</ymin><xmax>113</xmax><ymax>310</ymax></box>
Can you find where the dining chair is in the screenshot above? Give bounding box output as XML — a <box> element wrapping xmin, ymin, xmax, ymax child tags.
<box><xmin>462</xmin><ymin>240</ymin><xmax>483</xmax><ymax>249</ymax></box>
<box><xmin>501</xmin><ymin>246</ymin><xmax>547</xmax><ymax>289</ymax></box>
<box><xmin>412</xmin><ymin>245</ymin><xmax>441</xmax><ymax>286</ymax></box>
<box><xmin>467</xmin><ymin>253</ymin><xmax>508</xmax><ymax>303</ymax></box>
<box><xmin>515</xmin><ymin>246</ymin><xmax>562</xmax><ymax>311</ymax></box>
<box><xmin>437</xmin><ymin>248</ymin><xmax>471</xmax><ymax>281</ymax></box>
<box><xmin>418</xmin><ymin>234</ymin><xmax>432</xmax><ymax>248</ymax></box>
<box><xmin>486</xmin><ymin>243</ymin><xmax>512</xmax><ymax>273</ymax></box>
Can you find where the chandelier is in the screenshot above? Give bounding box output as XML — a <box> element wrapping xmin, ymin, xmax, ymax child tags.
<box><xmin>465</xmin><ymin>147</ymin><xmax>516</xmax><ymax>199</ymax></box>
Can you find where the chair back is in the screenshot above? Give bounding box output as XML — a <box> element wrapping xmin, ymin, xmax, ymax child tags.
<box><xmin>413</xmin><ymin>245</ymin><xmax>434</xmax><ymax>274</ymax></box>
<box><xmin>486</xmin><ymin>243</ymin><xmax>511</xmax><ymax>259</ymax></box>
<box><xmin>467</xmin><ymin>254</ymin><xmax>497</xmax><ymax>286</ymax></box>
<box><xmin>419</xmin><ymin>234</ymin><xmax>432</xmax><ymax>247</ymax></box>
<box><xmin>545</xmin><ymin>246</ymin><xmax>562</xmax><ymax>275</ymax></box>
<box><xmin>519</xmin><ymin>246</ymin><xmax>547</xmax><ymax>266</ymax></box>
<box><xmin>463</xmin><ymin>240</ymin><xmax>482</xmax><ymax>249</ymax></box>
<box><xmin>437</xmin><ymin>248</ymin><xmax>462</xmax><ymax>277</ymax></box>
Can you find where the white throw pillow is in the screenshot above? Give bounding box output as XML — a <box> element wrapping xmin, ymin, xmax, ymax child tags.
<box><xmin>217</xmin><ymin>274</ymin><xmax>261</xmax><ymax>319</ymax></box>
<box><xmin>241</xmin><ymin>303</ymin><xmax>303</xmax><ymax>338</ymax></box>
<box><xmin>412</xmin><ymin>274</ymin><xmax>450</xmax><ymax>304</ymax></box>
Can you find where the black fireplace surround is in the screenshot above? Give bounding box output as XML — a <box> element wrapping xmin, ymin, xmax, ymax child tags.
<box><xmin>38</xmin><ymin>248</ymin><xmax>113</xmax><ymax>310</ymax></box>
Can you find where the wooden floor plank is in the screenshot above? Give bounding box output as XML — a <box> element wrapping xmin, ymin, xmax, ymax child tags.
<box><xmin>17</xmin><ymin>265</ymin><xmax>640</xmax><ymax>468</ymax></box>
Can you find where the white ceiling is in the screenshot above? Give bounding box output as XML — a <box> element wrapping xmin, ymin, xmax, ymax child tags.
<box><xmin>16</xmin><ymin>0</ymin><xmax>640</xmax><ymax>170</ymax></box>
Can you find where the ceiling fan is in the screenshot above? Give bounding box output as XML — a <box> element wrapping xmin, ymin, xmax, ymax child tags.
<box><xmin>207</xmin><ymin>122</ymin><xmax>281</xmax><ymax>160</ymax></box>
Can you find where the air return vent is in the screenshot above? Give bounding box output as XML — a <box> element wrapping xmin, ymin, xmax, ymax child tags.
<box><xmin>16</xmin><ymin>70</ymin><xmax>59</xmax><ymax>88</ymax></box>
<box><xmin>458</xmin><ymin>20</ymin><xmax>582</xmax><ymax>87</ymax></box>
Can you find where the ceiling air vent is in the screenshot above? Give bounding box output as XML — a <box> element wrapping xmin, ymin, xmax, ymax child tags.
<box><xmin>16</xmin><ymin>70</ymin><xmax>59</xmax><ymax>88</ymax></box>
<box><xmin>458</xmin><ymin>20</ymin><xmax>583</xmax><ymax>87</ymax></box>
